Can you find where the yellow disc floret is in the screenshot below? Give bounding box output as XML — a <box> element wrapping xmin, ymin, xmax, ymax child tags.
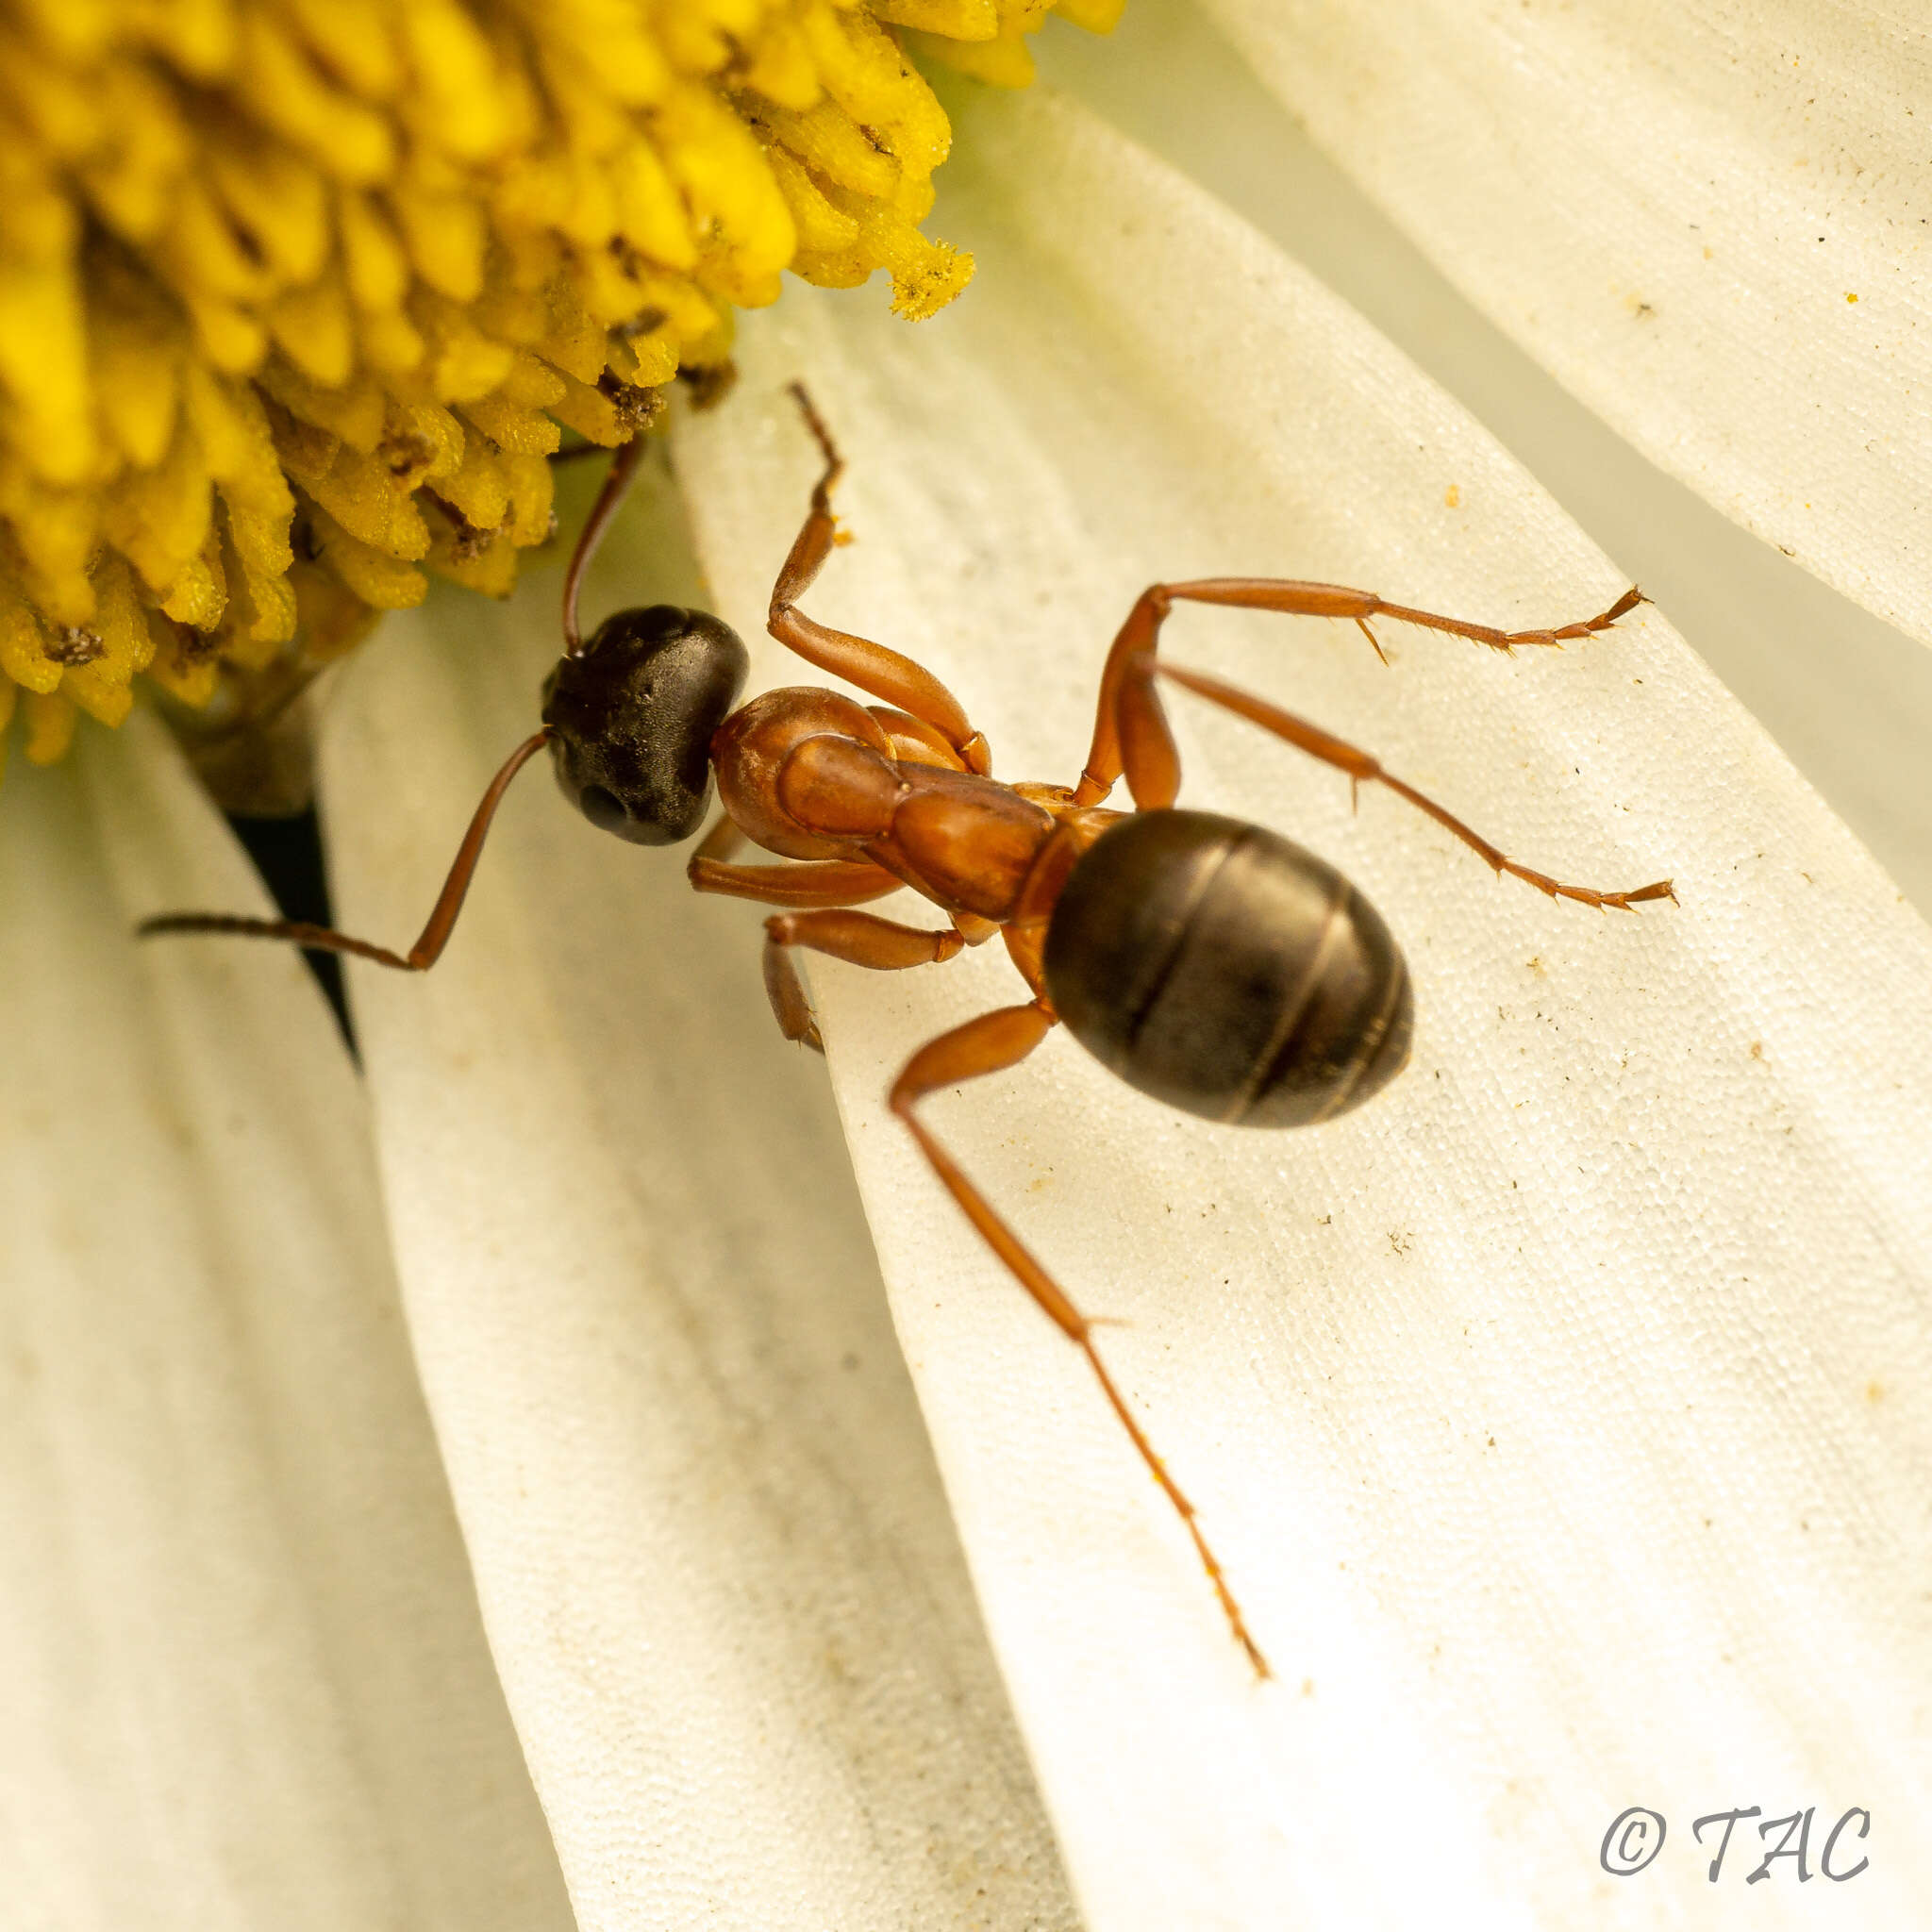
<box><xmin>0</xmin><ymin>0</ymin><xmax>1104</xmax><ymax>774</ymax></box>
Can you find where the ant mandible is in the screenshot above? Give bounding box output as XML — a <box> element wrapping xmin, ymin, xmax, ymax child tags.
<box><xmin>144</xmin><ymin>384</ymin><xmax>1674</xmax><ymax>1678</ymax></box>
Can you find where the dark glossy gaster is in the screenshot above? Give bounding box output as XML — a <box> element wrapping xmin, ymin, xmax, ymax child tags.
<box><xmin>142</xmin><ymin>387</ymin><xmax>1674</xmax><ymax>1677</ymax></box>
<box><xmin>1044</xmin><ymin>809</ymin><xmax>1413</xmax><ymax>1128</ymax></box>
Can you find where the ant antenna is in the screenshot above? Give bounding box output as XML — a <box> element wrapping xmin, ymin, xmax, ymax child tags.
<box><xmin>562</xmin><ymin>435</ymin><xmax>648</xmax><ymax>656</ymax></box>
<box><xmin>138</xmin><ymin>730</ymin><xmax>553</xmax><ymax>971</ymax></box>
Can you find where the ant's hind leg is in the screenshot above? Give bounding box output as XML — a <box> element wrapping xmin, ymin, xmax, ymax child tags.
<box><xmin>767</xmin><ymin>385</ymin><xmax>991</xmax><ymax>775</ymax></box>
<box><xmin>1123</xmin><ymin>655</ymin><xmax>1674</xmax><ymax>911</ymax></box>
<box><xmin>890</xmin><ymin>1001</ymin><xmax>1272</xmax><ymax>1678</ymax></box>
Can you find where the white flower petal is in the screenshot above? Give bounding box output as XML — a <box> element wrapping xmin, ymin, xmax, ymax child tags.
<box><xmin>674</xmin><ymin>89</ymin><xmax>1932</xmax><ymax>1928</ymax></box>
<box><xmin>1033</xmin><ymin>1</ymin><xmax>1932</xmax><ymax>918</ymax></box>
<box><xmin>1191</xmin><ymin>0</ymin><xmax>1932</xmax><ymax>649</ymax></box>
<box><xmin>319</xmin><ymin>460</ymin><xmax>1080</xmax><ymax>1929</ymax></box>
<box><xmin>0</xmin><ymin>719</ymin><xmax>570</xmax><ymax>1929</ymax></box>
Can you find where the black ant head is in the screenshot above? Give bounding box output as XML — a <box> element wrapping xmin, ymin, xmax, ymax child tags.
<box><xmin>541</xmin><ymin>606</ymin><xmax>750</xmax><ymax>844</ymax></box>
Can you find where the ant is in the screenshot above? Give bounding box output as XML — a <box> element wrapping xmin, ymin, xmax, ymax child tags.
<box><xmin>143</xmin><ymin>384</ymin><xmax>1674</xmax><ymax>1678</ymax></box>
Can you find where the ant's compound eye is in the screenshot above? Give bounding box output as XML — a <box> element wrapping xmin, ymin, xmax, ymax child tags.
<box><xmin>575</xmin><ymin>784</ymin><xmax>632</xmax><ymax>836</ymax></box>
<box><xmin>541</xmin><ymin>607</ymin><xmax>750</xmax><ymax>844</ymax></box>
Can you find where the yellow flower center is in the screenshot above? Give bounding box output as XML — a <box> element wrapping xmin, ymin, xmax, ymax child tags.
<box><xmin>0</xmin><ymin>0</ymin><xmax>1114</xmax><ymax>774</ymax></box>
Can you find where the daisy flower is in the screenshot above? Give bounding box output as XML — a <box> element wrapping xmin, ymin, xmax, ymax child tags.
<box><xmin>6</xmin><ymin>4</ymin><xmax>1930</xmax><ymax>1927</ymax></box>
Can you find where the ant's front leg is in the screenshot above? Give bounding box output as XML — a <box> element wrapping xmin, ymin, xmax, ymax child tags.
<box><xmin>760</xmin><ymin>908</ymin><xmax>967</xmax><ymax>1050</ymax></box>
<box><xmin>767</xmin><ymin>386</ymin><xmax>992</xmax><ymax>776</ymax></box>
<box><xmin>686</xmin><ymin>813</ymin><xmax>906</xmax><ymax>910</ymax></box>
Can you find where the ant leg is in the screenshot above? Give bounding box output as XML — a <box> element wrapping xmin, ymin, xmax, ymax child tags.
<box><xmin>890</xmin><ymin>999</ymin><xmax>1271</xmax><ymax>1678</ymax></box>
<box><xmin>691</xmin><ymin>812</ymin><xmax>746</xmax><ymax>864</ymax></box>
<box><xmin>139</xmin><ymin>731</ymin><xmax>554</xmax><ymax>967</ymax></box>
<box><xmin>768</xmin><ymin>384</ymin><xmax>991</xmax><ymax>776</ymax></box>
<box><xmin>560</xmin><ymin>436</ymin><xmax>648</xmax><ymax>655</ymax></box>
<box><xmin>868</xmin><ymin>706</ymin><xmax>975</xmax><ymax>774</ymax></box>
<box><xmin>1126</xmin><ymin>656</ymin><xmax>1674</xmax><ymax>910</ymax></box>
<box><xmin>761</xmin><ymin>908</ymin><xmax>966</xmax><ymax>1049</ymax></box>
<box><xmin>691</xmin><ymin>858</ymin><xmax>906</xmax><ymax>909</ymax></box>
<box><xmin>687</xmin><ymin>813</ymin><xmax>905</xmax><ymax>908</ymax></box>
<box><xmin>1074</xmin><ymin>578</ymin><xmax>1644</xmax><ymax>805</ymax></box>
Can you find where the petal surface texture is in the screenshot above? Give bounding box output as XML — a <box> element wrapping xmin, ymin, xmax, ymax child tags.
<box><xmin>1031</xmin><ymin>0</ymin><xmax>1932</xmax><ymax>921</ymax></box>
<box><xmin>671</xmin><ymin>89</ymin><xmax>1932</xmax><ymax>1930</ymax></box>
<box><xmin>320</xmin><ymin>460</ymin><xmax>1080</xmax><ymax>1929</ymax></box>
<box><xmin>0</xmin><ymin>721</ymin><xmax>573</xmax><ymax>1930</ymax></box>
<box><xmin>1198</xmin><ymin>0</ymin><xmax>1932</xmax><ymax>647</ymax></box>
